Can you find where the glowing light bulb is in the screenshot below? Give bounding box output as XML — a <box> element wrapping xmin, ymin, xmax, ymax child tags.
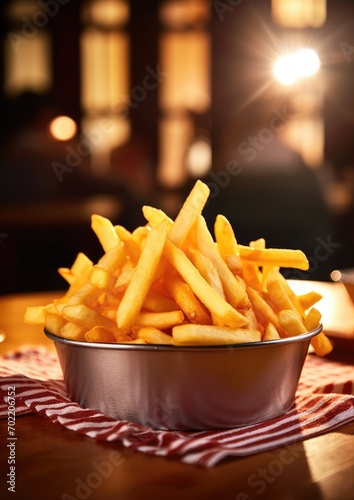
<box><xmin>49</xmin><ymin>116</ymin><xmax>77</xmax><ymax>141</ymax></box>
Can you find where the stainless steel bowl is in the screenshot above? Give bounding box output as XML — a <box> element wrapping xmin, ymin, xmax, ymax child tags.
<box><xmin>45</xmin><ymin>326</ymin><xmax>322</xmax><ymax>430</ymax></box>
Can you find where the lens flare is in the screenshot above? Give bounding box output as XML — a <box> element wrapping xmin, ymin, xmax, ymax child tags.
<box><xmin>274</xmin><ymin>49</ymin><xmax>320</xmax><ymax>86</ymax></box>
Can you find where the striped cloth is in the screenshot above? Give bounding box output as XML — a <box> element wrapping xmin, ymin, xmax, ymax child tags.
<box><xmin>1</xmin><ymin>347</ymin><xmax>354</xmax><ymax>467</ymax></box>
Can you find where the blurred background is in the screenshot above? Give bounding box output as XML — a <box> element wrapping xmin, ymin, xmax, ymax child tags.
<box><xmin>0</xmin><ymin>0</ymin><xmax>353</xmax><ymax>294</ymax></box>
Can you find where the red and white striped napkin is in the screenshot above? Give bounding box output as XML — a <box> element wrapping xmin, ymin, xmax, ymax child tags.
<box><xmin>1</xmin><ymin>347</ymin><xmax>354</xmax><ymax>467</ymax></box>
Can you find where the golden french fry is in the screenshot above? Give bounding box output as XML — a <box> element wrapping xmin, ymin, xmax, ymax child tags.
<box><xmin>163</xmin><ymin>239</ymin><xmax>248</xmax><ymax>328</ymax></box>
<box><xmin>114</xmin><ymin>266</ymin><xmax>134</xmax><ymax>292</ymax></box>
<box><xmin>214</xmin><ymin>214</ymin><xmax>239</xmax><ymax>257</ymax></box>
<box><xmin>304</xmin><ymin>307</ymin><xmax>322</xmax><ymax>331</ymax></box>
<box><xmin>131</xmin><ymin>225</ymin><xmax>149</xmax><ymax>246</ymax></box>
<box><xmin>163</xmin><ymin>272</ymin><xmax>212</xmax><ymax>325</ymax></box>
<box><xmin>62</xmin><ymin>303</ymin><xmax>124</xmax><ymax>338</ymax></box>
<box><xmin>303</xmin><ymin>307</ymin><xmax>332</xmax><ymax>356</ymax></box>
<box><xmin>243</xmin><ymin>306</ymin><xmax>262</xmax><ymax>336</ymax></box>
<box><xmin>90</xmin><ymin>267</ymin><xmax>116</xmax><ymax>293</ymax></box>
<box><xmin>114</xmin><ymin>225</ymin><xmax>141</xmax><ymax>264</ymax></box>
<box><xmin>267</xmin><ymin>280</ymin><xmax>301</xmax><ymax>318</ymax></box>
<box><xmin>116</xmin><ymin>219</ymin><xmax>170</xmax><ymax>333</ymax></box>
<box><xmin>59</xmin><ymin>254</ymin><xmax>94</xmax><ymax>301</ymax></box>
<box><xmin>85</xmin><ymin>326</ymin><xmax>116</xmax><ymax>343</ymax></box>
<box><xmin>70</xmin><ymin>252</ymin><xmax>93</xmax><ymax>278</ymax></box>
<box><xmin>24</xmin><ymin>306</ymin><xmax>46</xmax><ymax>325</ymax></box>
<box><xmin>135</xmin><ymin>310</ymin><xmax>184</xmax><ymax>330</ymax></box>
<box><xmin>136</xmin><ymin>326</ymin><xmax>173</xmax><ymax>345</ymax></box>
<box><xmin>298</xmin><ymin>291</ymin><xmax>323</xmax><ymax>311</ymax></box>
<box><xmin>45</xmin><ymin>313</ymin><xmax>66</xmax><ymax>336</ymax></box>
<box><xmin>60</xmin><ymin>321</ymin><xmax>86</xmax><ymax>341</ymax></box>
<box><xmin>278</xmin><ymin>309</ymin><xmax>307</xmax><ymax>337</ymax></box>
<box><xmin>168</xmin><ymin>179</ymin><xmax>210</xmax><ymax>247</ymax></box>
<box><xmin>91</xmin><ymin>214</ymin><xmax>120</xmax><ymax>252</ymax></box>
<box><xmin>214</xmin><ymin>214</ymin><xmax>242</xmax><ymax>274</ymax></box>
<box><xmin>172</xmin><ymin>324</ymin><xmax>261</xmax><ymax>345</ymax></box>
<box><xmin>238</xmin><ymin>245</ymin><xmax>309</xmax><ymax>270</ymax></box>
<box><xmin>247</xmin><ymin>287</ymin><xmax>285</xmax><ymax>336</ymax></box>
<box><xmin>263</xmin><ymin>322</ymin><xmax>281</xmax><ymax>341</ymax></box>
<box><xmin>58</xmin><ymin>267</ymin><xmax>76</xmax><ymax>285</ymax></box>
<box><xmin>190</xmin><ymin>249</ymin><xmax>225</xmax><ymax>300</ymax></box>
<box><xmin>142</xmin><ymin>289</ymin><xmax>179</xmax><ymax>313</ymax></box>
<box><xmin>241</xmin><ymin>239</ymin><xmax>264</xmax><ymax>290</ymax></box>
<box><xmin>310</xmin><ymin>333</ymin><xmax>333</xmax><ymax>357</ymax></box>
<box><xmin>194</xmin><ymin>216</ymin><xmax>250</xmax><ymax>309</ymax></box>
<box><xmin>142</xmin><ymin>206</ymin><xmax>173</xmax><ymax>228</ymax></box>
<box><xmin>189</xmin><ymin>249</ymin><xmax>225</xmax><ymax>325</ymax></box>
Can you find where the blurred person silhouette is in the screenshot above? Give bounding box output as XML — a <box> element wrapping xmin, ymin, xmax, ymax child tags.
<box><xmin>201</xmin><ymin>110</ymin><xmax>336</xmax><ymax>281</ymax></box>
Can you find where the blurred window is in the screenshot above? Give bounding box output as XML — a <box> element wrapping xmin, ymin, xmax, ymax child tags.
<box><xmin>80</xmin><ymin>0</ymin><xmax>130</xmax><ymax>172</ymax></box>
<box><xmin>271</xmin><ymin>0</ymin><xmax>326</xmax><ymax>28</ymax></box>
<box><xmin>158</xmin><ymin>0</ymin><xmax>211</xmax><ymax>188</ymax></box>
<box><xmin>4</xmin><ymin>0</ymin><xmax>51</xmax><ymax>95</ymax></box>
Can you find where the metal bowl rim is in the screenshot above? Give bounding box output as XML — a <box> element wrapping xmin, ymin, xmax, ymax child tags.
<box><xmin>44</xmin><ymin>324</ymin><xmax>323</xmax><ymax>352</ymax></box>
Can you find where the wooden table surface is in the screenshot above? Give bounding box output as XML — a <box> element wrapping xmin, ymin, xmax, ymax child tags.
<box><xmin>1</xmin><ymin>286</ymin><xmax>354</xmax><ymax>500</ymax></box>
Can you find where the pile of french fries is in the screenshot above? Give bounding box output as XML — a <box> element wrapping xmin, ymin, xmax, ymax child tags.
<box><xmin>25</xmin><ymin>180</ymin><xmax>332</xmax><ymax>356</ymax></box>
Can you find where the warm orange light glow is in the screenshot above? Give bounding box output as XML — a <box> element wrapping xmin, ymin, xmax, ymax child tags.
<box><xmin>159</xmin><ymin>31</ymin><xmax>210</xmax><ymax>113</ymax></box>
<box><xmin>274</xmin><ymin>49</ymin><xmax>320</xmax><ymax>86</ymax></box>
<box><xmin>271</xmin><ymin>0</ymin><xmax>326</xmax><ymax>28</ymax></box>
<box><xmin>158</xmin><ymin>116</ymin><xmax>193</xmax><ymax>188</ymax></box>
<box><xmin>49</xmin><ymin>116</ymin><xmax>78</xmax><ymax>141</ymax></box>
<box><xmin>186</xmin><ymin>138</ymin><xmax>212</xmax><ymax>177</ymax></box>
<box><xmin>4</xmin><ymin>31</ymin><xmax>51</xmax><ymax>96</ymax></box>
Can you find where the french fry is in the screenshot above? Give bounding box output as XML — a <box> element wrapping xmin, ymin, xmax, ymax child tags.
<box><xmin>163</xmin><ymin>272</ymin><xmax>212</xmax><ymax>325</ymax></box>
<box><xmin>24</xmin><ymin>306</ymin><xmax>46</xmax><ymax>325</ymax></box>
<box><xmin>238</xmin><ymin>245</ymin><xmax>309</xmax><ymax>270</ymax></box>
<box><xmin>143</xmin><ymin>289</ymin><xmax>179</xmax><ymax>313</ymax></box>
<box><xmin>163</xmin><ymin>239</ymin><xmax>248</xmax><ymax>328</ymax></box>
<box><xmin>267</xmin><ymin>280</ymin><xmax>302</xmax><ymax>319</ymax></box>
<box><xmin>214</xmin><ymin>214</ymin><xmax>239</xmax><ymax>259</ymax></box>
<box><xmin>60</xmin><ymin>321</ymin><xmax>86</xmax><ymax>341</ymax></box>
<box><xmin>168</xmin><ymin>179</ymin><xmax>210</xmax><ymax>247</ymax></box>
<box><xmin>242</xmin><ymin>239</ymin><xmax>266</xmax><ymax>291</ymax></box>
<box><xmin>136</xmin><ymin>326</ymin><xmax>174</xmax><ymax>345</ymax></box>
<box><xmin>135</xmin><ymin>310</ymin><xmax>184</xmax><ymax>330</ymax></box>
<box><xmin>116</xmin><ymin>219</ymin><xmax>170</xmax><ymax>333</ymax></box>
<box><xmin>114</xmin><ymin>261</ymin><xmax>135</xmax><ymax>292</ymax></box>
<box><xmin>304</xmin><ymin>307</ymin><xmax>332</xmax><ymax>357</ymax></box>
<box><xmin>58</xmin><ymin>267</ymin><xmax>76</xmax><ymax>285</ymax></box>
<box><xmin>85</xmin><ymin>326</ymin><xmax>116</xmax><ymax>343</ymax></box>
<box><xmin>62</xmin><ymin>303</ymin><xmax>130</xmax><ymax>340</ymax></box>
<box><xmin>194</xmin><ymin>216</ymin><xmax>250</xmax><ymax>309</ymax></box>
<box><xmin>172</xmin><ymin>324</ymin><xmax>261</xmax><ymax>345</ymax></box>
<box><xmin>132</xmin><ymin>225</ymin><xmax>149</xmax><ymax>246</ymax></box>
<box><xmin>189</xmin><ymin>249</ymin><xmax>225</xmax><ymax>325</ymax></box>
<box><xmin>278</xmin><ymin>309</ymin><xmax>307</xmax><ymax>337</ymax></box>
<box><xmin>298</xmin><ymin>291</ymin><xmax>323</xmax><ymax>311</ymax></box>
<box><xmin>247</xmin><ymin>287</ymin><xmax>284</xmax><ymax>336</ymax></box>
<box><xmin>142</xmin><ymin>205</ymin><xmax>173</xmax><ymax>228</ymax></box>
<box><xmin>45</xmin><ymin>313</ymin><xmax>66</xmax><ymax>336</ymax></box>
<box><xmin>70</xmin><ymin>252</ymin><xmax>93</xmax><ymax>278</ymax></box>
<box><xmin>263</xmin><ymin>323</ymin><xmax>281</xmax><ymax>341</ymax></box>
<box><xmin>91</xmin><ymin>214</ymin><xmax>120</xmax><ymax>252</ymax></box>
<box><xmin>90</xmin><ymin>267</ymin><xmax>116</xmax><ymax>293</ymax></box>
<box><xmin>114</xmin><ymin>225</ymin><xmax>141</xmax><ymax>264</ymax></box>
